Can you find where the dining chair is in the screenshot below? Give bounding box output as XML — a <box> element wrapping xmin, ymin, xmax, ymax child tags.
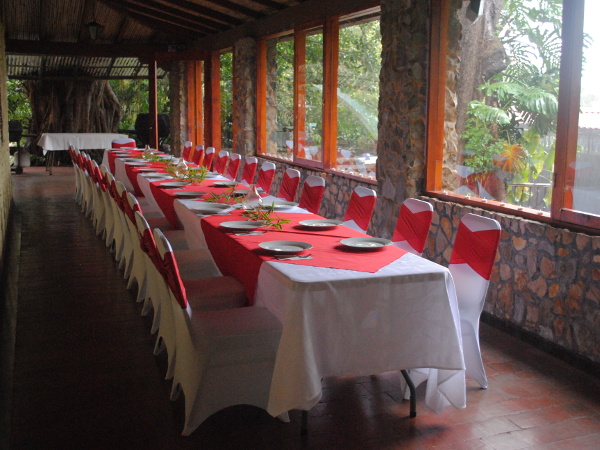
<box><xmin>392</xmin><ymin>198</ymin><xmax>434</xmax><ymax>256</ymax></box>
<box><xmin>256</xmin><ymin>161</ymin><xmax>276</xmax><ymax>194</ymax></box>
<box><xmin>111</xmin><ymin>137</ymin><xmax>136</xmax><ymax>149</ymax></box>
<box><xmin>449</xmin><ymin>213</ymin><xmax>501</xmax><ymax>389</ymax></box>
<box><xmin>191</xmin><ymin>145</ymin><xmax>204</xmax><ymax>165</ymax></box>
<box><xmin>277</xmin><ymin>168</ymin><xmax>301</xmax><ymax>202</ymax></box>
<box><xmin>69</xmin><ymin>146</ymin><xmax>84</xmax><ymax>205</ymax></box>
<box><xmin>213</xmin><ymin>150</ymin><xmax>229</xmax><ymax>175</ymax></box>
<box><xmin>163</xmin><ymin>263</ymin><xmax>282</xmax><ymax>435</ymax></box>
<box><xmin>298</xmin><ymin>175</ymin><xmax>326</xmax><ymax>214</ymax></box>
<box><xmin>133</xmin><ymin>212</ymin><xmax>223</xmax><ymax>333</ymax></box>
<box><xmin>225</xmin><ymin>153</ymin><xmax>242</xmax><ymax>180</ymax></box>
<box><xmin>240</xmin><ymin>156</ymin><xmax>258</xmax><ymax>186</ymax></box>
<box><xmin>181</xmin><ymin>141</ymin><xmax>193</xmax><ymax>161</ymax></box>
<box><xmin>202</xmin><ymin>147</ymin><xmax>216</xmax><ymax>169</ymax></box>
<box><xmin>343</xmin><ymin>186</ymin><xmax>377</xmax><ymax>233</ymax></box>
<box><xmin>152</xmin><ymin>228</ymin><xmax>249</xmax><ymax>382</ymax></box>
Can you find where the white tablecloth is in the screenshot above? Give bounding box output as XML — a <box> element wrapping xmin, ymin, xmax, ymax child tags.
<box><xmin>133</xmin><ymin>170</ymin><xmax>466</xmax><ymax>418</ymax></box>
<box><xmin>38</xmin><ymin>133</ymin><xmax>129</xmax><ymax>155</ymax></box>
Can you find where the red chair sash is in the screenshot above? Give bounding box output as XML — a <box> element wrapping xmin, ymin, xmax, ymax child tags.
<box><xmin>112</xmin><ymin>140</ymin><xmax>135</xmax><ymax>149</ymax></box>
<box><xmin>226</xmin><ymin>156</ymin><xmax>241</xmax><ymax>180</ymax></box>
<box><xmin>161</xmin><ymin>251</ymin><xmax>188</xmax><ymax>308</ymax></box>
<box><xmin>182</xmin><ymin>143</ymin><xmax>192</xmax><ymax>160</ymax></box>
<box><xmin>279</xmin><ymin>173</ymin><xmax>300</xmax><ymax>202</ymax></box>
<box><xmin>343</xmin><ymin>191</ymin><xmax>376</xmax><ymax>232</ymax></box>
<box><xmin>450</xmin><ymin>222</ymin><xmax>500</xmax><ymax>280</ymax></box>
<box><xmin>392</xmin><ymin>207</ymin><xmax>433</xmax><ymax>254</ymax></box>
<box><xmin>214</xmin><ymin>154</ymin><xmax>229</xmax><ymax>174</ymax></box>
<box><xmin>241</xmin><ymin>162</ymin><xmax>257</xmax><ymax>184</ymax></box>
<box><xmin>202</xmin><ymin>151</ymin><xmax>215</xmax><ymax>169</ymax></box>
<box><xmin>139</xmin><ymin>228</ymin><xmax>164</xmax><ymax>271</ymax></box>
<box><xmin>298</xmin><ymin>184</ymin><xmax>325</xmax><ymax>214</ymax></box>
<box><xmin>191</xmin><ymin>148</ymin><xmax>205</xmax><ymax>165</ymax></box>
<box><xmin>257</xmin><ymin>168</ymin><xmax>275</xmax><ymax>193</ymax></box>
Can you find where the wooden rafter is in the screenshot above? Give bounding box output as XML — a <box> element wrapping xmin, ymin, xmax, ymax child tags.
<box><xmin>127</xmin><ymin>0</ymin><xmax>245</xmax><ymax>26</ymax></box>
<box><xmin>100</xmin><ymin>0</ymin><xmax>216</xmax><ymax>35</ymax></box>
<box><xmin>200</xmin><ymin>0</ymin><xmax>265</xmax><ymax>19</ymax></box>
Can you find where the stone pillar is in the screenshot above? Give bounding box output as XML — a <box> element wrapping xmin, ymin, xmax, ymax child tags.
<box><xmin>233</xmin><ymin>37</ymin><xmax>257</xmax><ymax>155</ymax></box>
<box><xmin>372</xmin><ymin>0</ymin><xmax>430</xmax><ymax>238</ymax></box>
<box><xmin>168</xmin><ymin>61</ymin><xmax>188</xmax><ymax>156</ymax></box>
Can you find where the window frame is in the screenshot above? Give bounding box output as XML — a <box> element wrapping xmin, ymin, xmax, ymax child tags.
<box><xmin>256</xmin><ymin>9</ymin><xmax>380</xmax><ymax>184</ymax></box>
<box><xmin>426</xmin><ymin>0</ymin><xmax>600</xmax><ymax>234</ymax></box>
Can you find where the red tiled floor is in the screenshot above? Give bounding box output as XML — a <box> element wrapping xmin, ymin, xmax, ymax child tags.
<box><xmin>5</xmin><ymin>167</ymin><xmax>600</xmax><ymax>449</ymax></box>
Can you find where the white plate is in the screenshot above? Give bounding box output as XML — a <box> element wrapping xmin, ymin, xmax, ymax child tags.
<box><xmin>126</xmin><ymin>161</ymin><xmax>151</xmax><ymax>166</ymax></box>
<box><xmin>173</xmin><ymin>191</ymin><xmax>207</xmax><ymax>198</ymax></box>
<box><xmin>340</xmin><ymin>237</ymin><xmax>392</xmax><ymax>249</ymax></box>
<box><xmin>234</xmin><ymin>187</ymin><xmax>265</xmax><ymax>195</ymax></box>
<box><xmin>136</xmin><ymin>167</ymin><xmax>160</xmax><ymax>172</ymax></box>
<box><xmin>220</xmin><ymin>220</ymin><xmax>266</xmax><ymax>231</ymax></box>
<box><xmin>259</xmin><ymin>240</ymin><xmax>312</xmax><ymax>254</ymax></box>
<box><xmin>265</xmin><ymin>201</ymin><xmax>299</xmax><ymax>210</ymax></box>
<box><xmin>298</xmin><ymin>219</ymin><xmax>343</xmax><ymax>230</ymax></box>
<box><xmin>159</xmin><ymin>181</ymin><xmax>191</xmax><ymax>188</ymax></box>
<box><xmin>213</xmin><ymin>181</ymin><xmax>238</xmax><ymax>187</ymax></box>
<box><xmin>204</xmin><ymin>172</ymin><xmax>221</xmax><ymax>178</ymax></box>
<box><xmin>191</xmin><ymin>203</ymin><xmax>232</xmax><ymax>214</ymax></box>
<box><xmin>140</xmin><ymin>172</ymin><xmax>168</xmax><ymax>177</ymax></box>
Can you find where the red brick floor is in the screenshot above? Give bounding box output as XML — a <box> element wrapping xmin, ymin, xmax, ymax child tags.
<box><xmin>7</xmin><ymin>167</ymin><xmax>600</xmax><ymax>449</ymax></box>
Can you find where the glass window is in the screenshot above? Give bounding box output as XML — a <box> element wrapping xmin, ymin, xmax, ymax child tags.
<box><xmin>443</xmin><ymin>0</ymin><xmax>562</xmax><ymax>212</ymax></box>
<box><xmin>220</xmin><ymin>51</ymin><xmax>233</xmax><ymax>151</ymax></box>
<box><xmin>265</xmin><ymin>35</ymin><xmax>294</xmax><ymax>158</ymax></box>
<box><xmin>297</xmin><ymin>26</ymin><xmax>324</xmax><ymax>163</ymax></box>
<box><xmin>337</xmin><ymin>16</ymin><xmax>381</xmax><ymax>178</ymax></box>
<box><xmin>573</xmin><ymin>1</ymin><xmax>600</xmax><ymax>216</ymax></box>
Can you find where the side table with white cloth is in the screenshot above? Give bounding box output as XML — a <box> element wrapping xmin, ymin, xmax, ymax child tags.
<box><xmin>37</xmin><ymin>133</ymin><xmax>128</xmax><ymax>175</ymax></box>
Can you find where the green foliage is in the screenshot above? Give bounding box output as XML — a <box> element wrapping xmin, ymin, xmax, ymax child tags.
<box><xmin>220</xmin><ymin>52</ymin><xmax>233</xmax><ymax>149</ymax></box>
<box><xmin>461</xmin><ymin>0</ymin><xmax>564</xmax><ymax>195</ymax></box>
<box><xmin>7</xmin><ymin>80</ymin><xmax>31</xmax><ymax>125</ymax></box>
<box><xmin>108</xmin><ymin>78</ymin><xmax>170</xmax><ymax>131</ymax></box>
<box><xmin>462</xmin><ymin>116</ymin><xmax>506</xmax><ymax>173</ymax></box>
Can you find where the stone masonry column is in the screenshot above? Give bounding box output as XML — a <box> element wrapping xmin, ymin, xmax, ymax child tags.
<box><xmin>373</xmin><ymin>0</ymin><xmax>430</xmax><ymax>238</ymax></box>
<box><xmin>233</xmin><ymin>37</ymin><xmax>257</xmax><ymax>156</ymax></box>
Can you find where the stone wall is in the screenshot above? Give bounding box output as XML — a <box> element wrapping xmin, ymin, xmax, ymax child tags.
<box><xmin>0</xmin><ymin>21</ymin><xmax>13</xmax><ymax>261</ymax></box>
<box><xmin>423</xmin><ymin>198</ymin><xmax>600</xmax><ymax>365</ymax></box>
<box><xmin>232</xmin><ymin>38</ymin><xmax>257</xmax><ymax>156</ymax></box>
<box><xmin>168</xmin><ymin>61</ymin><xmax>188</xmax><ymax>156</ymax></box>
<box><xmin>257</xmin><ymin>157</ymin><xmax>376</xmax><ymax>223</ymax></box>
<box><xmin>373</xmin><ymin>0</ymin><xmax>430</xmax><ymax>239</ymax></box>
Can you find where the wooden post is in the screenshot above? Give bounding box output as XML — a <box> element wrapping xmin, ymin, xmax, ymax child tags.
<box><xmin>148</xmin><ymin>60</ymin><xmax>159</xmax><ymax>149</ymax></box>
<box><xmin>204</xmin><ymin>51</ymin><xmax>221</xmax><ymax>149</ymax></box>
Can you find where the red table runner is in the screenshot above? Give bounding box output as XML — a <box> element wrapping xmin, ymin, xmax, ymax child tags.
<box><xmin>107</xmin><ymin>149</ymin><xmax>142</xmax><ymax>174</ymax></box>
<box><xmin>149</xmin><ymin>178</ymin><xmax>246</xmax><ymax>228</ymax></box>
<box><xmin>201</xmin><ymin>212</ymin><xmax>407</xmax><ymax>304</ymax></box>
<box><xmin>125</xmin><ymin>162</ymin><xmax>168</xmax><ymax>196</ymax></box>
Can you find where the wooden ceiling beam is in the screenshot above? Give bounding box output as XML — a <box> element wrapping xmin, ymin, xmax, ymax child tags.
<box><xmin>133</xmin><ymin>0</ymin><xmax>245</xmax><ymax>26</ymax></box>
<box><xmin>101</xmin><ymin>0</ymin><xmax>217</xmax><ymax>35</ymax></box>
<box><xmin>247</xmin><ymin>0</ymin><xmax>288</xmax><ymax>10</ymax></box>
<box><xmin>123</xmin><ymin>9</ymin><xmax>206</xmax><ymax>39</ymax></box>
<box><xmin>6</xmin><ymin>39</ymin><xmax>168</xmax><ymax>58</ymax></box>
<box><xmin>200</xmin><ymin>0</ymin><xmax>265</xmax><ymax>19</ymax></box>
<box><xmin>116</xmin><ymin>0</ymin><xmax>230</xmax><ymax>31</ymax></box>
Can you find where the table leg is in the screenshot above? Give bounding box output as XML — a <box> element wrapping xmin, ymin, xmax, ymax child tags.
<box><xmin>400</xmin><ymin>370</ymin><xmax>417</xmax><ymax>418</ymax></box>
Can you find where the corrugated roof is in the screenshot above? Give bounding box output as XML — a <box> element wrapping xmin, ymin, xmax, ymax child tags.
<box><xmin>3</xmin><ymin>0</ymin><xmax>308</xmax><ymax>80</ymax></box>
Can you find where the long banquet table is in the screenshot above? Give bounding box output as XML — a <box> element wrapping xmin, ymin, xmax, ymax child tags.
<box><xmin>110</xmin><ymin>149</ymin><xmax>467</xmax><ymax>418</ymax></box>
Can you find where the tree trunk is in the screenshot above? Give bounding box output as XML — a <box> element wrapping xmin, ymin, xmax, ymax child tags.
<box><xmin>26</xmin><ymin>78</ymin><xmax>122</xmax><ymax>157</ymax></box>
